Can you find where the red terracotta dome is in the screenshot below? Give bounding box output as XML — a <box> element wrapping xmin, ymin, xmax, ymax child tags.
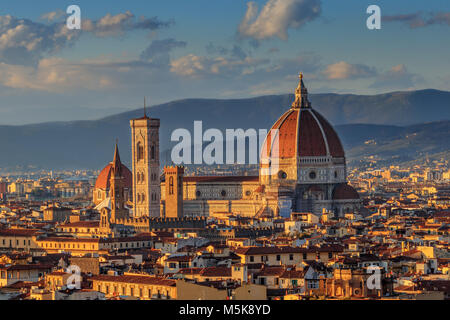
<box><xmin>261</xmin><ymin>75</ymin><xmax>345</xmax><ymax>160</ymax></box>
<box><xmin>95</xmin><ymin>163</ymin><xmax>132</xmax><ymax>190</ymax></box>
<box><xmin>332</xmin><ymin>184</ymin><xmax>360</xmax><ymax>200</ymax></box>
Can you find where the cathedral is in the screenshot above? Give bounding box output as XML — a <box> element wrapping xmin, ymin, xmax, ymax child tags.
<box><xmin>93</xmin><ymin>75</ymin><xmax>361</xmax><ymax>225</ymax></box>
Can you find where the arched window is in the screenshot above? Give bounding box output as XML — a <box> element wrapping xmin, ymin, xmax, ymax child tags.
<box><xmin>151</xmin><ymin>145</ymin><xmax>155</xmax><ymax>160</ymax></box>
<box><xmin>137</xmin><ymin>142</ymin><xmax>144</xmax><ymax>161</ymax></box>
<box><xmin>169</xmin><ymin>176</ymin><xmax>174</xmax><ymax>195</ymax></box>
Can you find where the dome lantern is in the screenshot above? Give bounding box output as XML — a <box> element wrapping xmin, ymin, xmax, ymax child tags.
<box><xmin>291</xmin><ymin>72</ymin><xmax>311</xmax><ymax>109</ymax></box>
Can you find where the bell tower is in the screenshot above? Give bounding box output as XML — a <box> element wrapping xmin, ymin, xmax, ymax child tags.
<box><xmin>109</xmin><ymin>141</ymin><xmax>128</xmax><ymax>221</ymax></box>
<box><xmin>130</xmin><ymin>99</ymin><xmax>161</xmax><ymax>217</ymax></box>
<box><xmin>164</xmin><ymin>166</ymin><xmax>184</xmax><ymax>218</ymax></box>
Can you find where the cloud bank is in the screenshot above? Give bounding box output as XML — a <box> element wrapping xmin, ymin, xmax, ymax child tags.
<box><xmin>238</xmin><ymin>0</ymin><xmax>321</xmax><ymax>41</ymax></box>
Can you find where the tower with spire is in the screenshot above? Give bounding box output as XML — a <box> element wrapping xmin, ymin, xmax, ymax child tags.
<box><xmin>109</xmin><ymin>141</ymin><xmax>128</xmax><ymax>221</ymax></box>
<box><xmin>130</xmin><ymin>98</ymin><xmax>161</xmax><ymax>218</ymax></box>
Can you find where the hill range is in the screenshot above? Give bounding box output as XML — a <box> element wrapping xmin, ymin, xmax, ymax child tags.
<box><xmin>0</xmin><ymin>89</ymin><xmax>449</xmax><ymax>171</ymax></box>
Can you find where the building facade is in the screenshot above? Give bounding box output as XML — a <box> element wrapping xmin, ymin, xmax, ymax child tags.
<box><xmin>94</xmin><ymin>75</ymin><xmax>361</xmax><ymax>220</ymax></box>
<box><xmin>130</xmin><ymin>110</ymin><xmax>161</xmax><ymax>218</ymax></box>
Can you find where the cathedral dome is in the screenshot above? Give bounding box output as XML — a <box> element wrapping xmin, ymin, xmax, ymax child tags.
<box><xmin>261</xmin><ymin>74</ymin><xmax>345</xmax><ymax>160</ymax></box>
<box><xmin>95</xmin><ymin>163</ymin><xmax>132</xmax><ymax>190</ymax></box>
<box><xmin>332</xmin><ymin>184</ymin><xmax>360</xmax><ymax>200</ymax></box>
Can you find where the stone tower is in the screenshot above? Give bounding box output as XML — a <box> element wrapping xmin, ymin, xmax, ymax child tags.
<box><xmin>164</xmin><ymin>166</ymin><xmax>184</xmax><ymax>218</ymax></box>
<box><xmin>109</xmin><ymin>142</ymin><xmax>129</xmax><ymax>221</ymax></box>
<box><xmin>130</xmin><ymin>101</ymin><xmax>161</xmax><ymax>217</ymax></box>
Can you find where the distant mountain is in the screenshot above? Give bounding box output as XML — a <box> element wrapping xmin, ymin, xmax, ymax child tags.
<box><xmin>335</xmin><ymin>121</ymin><xmax>450</xmax><ymax>166</ymax></box>
<box><xmin>0</xmin><ymin>89</ymin><xmax>449</xmax><ymax>171</ymax></box>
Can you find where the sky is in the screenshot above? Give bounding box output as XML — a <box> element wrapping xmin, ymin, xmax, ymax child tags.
<box><xmin>0</xmin><ymin>0</ymin><xmax>449</xmax><ymax>125</ymax></box>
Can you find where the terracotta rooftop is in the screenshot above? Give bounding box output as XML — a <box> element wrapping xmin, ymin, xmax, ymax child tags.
<box><xmin>90</xmin><ymin>275</ymin><xmax>175</xmax><ymax>287</ymax></box>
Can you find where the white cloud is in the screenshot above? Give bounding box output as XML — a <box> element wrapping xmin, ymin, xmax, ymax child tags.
<box><xmin>170</xmin><ymin>54</ymin><xmax>269</xmax><ymax>77</ymax></box>
<box><xmin>0</xmin><ymin>58</ymin><xmax>116</xmax><ymax>91</ymax></box>
<box><xmin>40</xmin><ymin>10</ymin><xmax>65</xmax><ymax>22</ymax></box>
<box><xmin>83</xmin><ymin>11</ymin><xmax>173</xmax><ymax>37</ymax></box>
<box><xmin>238</xmin><ymin>0</ymin><xmax>321</xmax><ymax>40</ymax></box>
<box><xmin>0</xmin><ymin>15</ymin><xmax>80</xmax><ymax>65</ymax></box>
<box><xmin>370</xmin><ymin>64</ymin><xmax>423</xmax><ymax>90</ymax></box>
<box><xmin>384</xmin><ymin>11</ymin><xmax>450</xmax><ymax>28</ymax></box>
<box><xmin>323</xmin><ymin>61</ymin><xmax>376</xmax><ymax>80</ymax></box>
<box><xmin>140</xmin><ymin>38</ymin><xmax>187</xmax><ymax>66</ymax></box>
<box><xmin>0</xmin><ymin>12</ymin><xmax>173</xmax><ymax>66</ymax></box>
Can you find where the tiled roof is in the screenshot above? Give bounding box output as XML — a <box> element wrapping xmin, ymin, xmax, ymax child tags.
<box><xmin>333</xmin><ymin>184</ymin><xmax>360</xmax><ymax>200</ymax></box>
<box><xmin>0</xmin><ymin>229</ymin><xmax>40</xmax><ymax>237</ymax></box>
<box><xmin>235</xmin><ymin>245</ymin><xmax>343</xmax><ymax>255</ymax></box>
<box><xmin>261</xmin><ymin>107</ymin><xmax>345</xmax><ymax>159</ymax></box>
<box><xmin>90</xmin><ymin>275</ymin><xmax>176</xmax><ymax>286</ymax></box>
<box><xmin>60</xmin><ymin>221</ymin><xmax>99</xmax><ymax>228</ymax></box>
<box><xmin>200</xmin><ymin>267</ymin><xmax>231</xmax><ymax>277</ymax></box>
<box><xmin>94</xmin><ymin>163</ymin><xmax>132</xmax><ymax>190</ymax></box>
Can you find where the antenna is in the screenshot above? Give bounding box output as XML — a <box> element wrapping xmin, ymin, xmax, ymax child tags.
<box><xmin>144</xmin><ymin>97</ymin><xmax>147</xmax><ymax>118</ymax></box>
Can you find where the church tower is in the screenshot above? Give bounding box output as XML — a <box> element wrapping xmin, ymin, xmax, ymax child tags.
<box><xmin>109</xmin><ymin>142</ymin><xmax>129</xmax><ymax>221</ymax></box>
<box><xmin>130</xmin><ymin>100</ymin><xmax>161</xmax><ymax>217</ymax></box>
<box><xmin>164</xmin><ymin>166</ymin><xmax>184</xmax><ymax>218</ymax></box>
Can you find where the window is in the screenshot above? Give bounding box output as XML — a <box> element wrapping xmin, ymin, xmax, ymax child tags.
<box><xmin>151</xmin><ymin>145</ymin><xmax>155</xmax><ymax>160</ymax></box>
<box><xmin>276</xmin><ymin>255</ymin><xmax>281</xmax><ymax>261</ymax></box>
<box><xmin>308</xmin><ymin>281</ymin><xmax>319</xmax><ymax>289</ymax></box>
<box><xmin>303</xmin><ymin>253</ymin><xmax>307</xmax><ymax>260</ymax></box>
<box><xmin>137</xmin><ymin>142</ymin><xmax>144</xmax><ymax>161</ymax></box>
<box><xmin>309</xmin><ymin>171</ymin><xmax>317</xmax><ymax>180</ymax></box>
<box><xmin>328</xmin><ymin>252</ymin><xmax>333</xmax><ymax>259</ymax></box>
<box><xmin>250</xmin><ymin>256</ymin><xmax>254</xmax><ymax>262</ymax></box>
<box><xmin>278</xmin><ymin>170</ymin><xmax>287</xmax><ymax>179</ymax></box>
<box><xmin>169</xmin><ymin>176</ymin><xmax>174</xmax><ymax>195</ymax></box>
<box><xmin>289</xmin><ymin>254</ymin><xmax>294</xmax><ymax>261</ymax></box>
<box><xmin>221</xmin><ymin>190</ymin><xmax>227</xmax><ymax>197</ymax></box>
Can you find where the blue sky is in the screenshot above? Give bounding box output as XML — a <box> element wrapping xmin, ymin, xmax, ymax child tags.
<box><xmin>0</xmin><ymin>0</ymin><xmax>449</xmax><ymax>124</ymax></box>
